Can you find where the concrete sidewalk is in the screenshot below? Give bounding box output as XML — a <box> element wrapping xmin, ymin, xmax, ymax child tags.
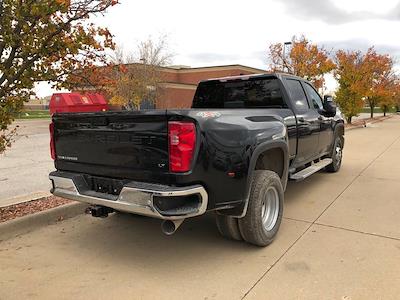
<box><xmin>1</xmin><ymin>116</ymin><xmax>400</xmax><ymax>299</ymax></box>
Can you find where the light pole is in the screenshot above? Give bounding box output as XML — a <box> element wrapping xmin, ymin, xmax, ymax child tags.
<box><xmin>282</xmin><ymin>41</ymin><xmax>292</xmax><ymax>73</ymax></box>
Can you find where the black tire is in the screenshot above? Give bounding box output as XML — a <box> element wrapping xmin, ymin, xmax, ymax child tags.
<box><xmin>216</xmin><ymin>214</ymin><xmax>242</xmax><ymax>241</ymax></box>
<box><xmin>238</xmin><ymin>170</ymin><xmax>284</xmax><ymax>247</ymax></box>
<box><xmin>326</xmin><ymin>135</ymin><xmax>344</xmax><ymax>173</ymax></box>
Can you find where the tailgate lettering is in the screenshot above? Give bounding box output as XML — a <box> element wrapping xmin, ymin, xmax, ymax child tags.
<box><xmin>75</xmin><ymin>132</ymin><xmax>157</xmax><ymax>145</ymax></box>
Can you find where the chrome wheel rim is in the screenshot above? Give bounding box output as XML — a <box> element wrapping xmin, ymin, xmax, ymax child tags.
<box><xmin>261</xmin><ymin>186</ymin><xmax>280</xmax><ymax>232</ymax></box>
<box><xmin>334</xmin><ymin>140</ymin><xmax>343</xmax><ymax>168</ymax></box>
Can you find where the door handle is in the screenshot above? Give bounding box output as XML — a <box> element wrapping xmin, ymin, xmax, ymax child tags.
<box><xmin>298</xmin><ymin>117</ymin><xmax>305</xmax><ymax>123</ymax></box>
<box><xmin>318</xmin><ymin>116</ymin><xmax>323</xmax><ymax>121</ymax></box>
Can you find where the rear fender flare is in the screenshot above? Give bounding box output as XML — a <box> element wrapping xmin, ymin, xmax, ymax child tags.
<box><xmin>237</xmin><ymin>140</ymin><xmax>289</xmax><ymax>218</ymax></box>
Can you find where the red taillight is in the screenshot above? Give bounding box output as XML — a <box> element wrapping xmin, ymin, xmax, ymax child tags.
<box><xmin>49</xmin><ymin>122</ymin><xmax>56</xmax><ymax>160</ymax></box>
<box><xmin>168</xmin><ymin>121</ymin><xmax>196</xmax><ymax>173</ymax></box>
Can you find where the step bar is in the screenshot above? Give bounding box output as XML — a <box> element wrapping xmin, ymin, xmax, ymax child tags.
<box><xmin>289</xmin><ymin>158</ymin><xmax>333</xmax><ymax>181</ymax></box>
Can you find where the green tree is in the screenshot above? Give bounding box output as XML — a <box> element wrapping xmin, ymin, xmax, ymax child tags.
<box><xmin>393</xmin><ymin>80</ymin><xmax>400</xmax><ymax>112</ymax></box>
<box><xmin>334</xmin><ymin>50</ymin><xmax>364</xmax><ymax>124</ymax></box>
<box><xmin>0</xmin><ymin>0</ymin><xmax>116</xmax><ymax>153</ymax></box>
<box><xmin>383</xmin><ymin>78</ymin><xmax>400</xmax><ymax>116</ymax></box>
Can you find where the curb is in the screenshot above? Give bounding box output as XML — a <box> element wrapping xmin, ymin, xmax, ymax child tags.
<box><xmin>345</xmin><ymin>115</ymin><xmax>393</xmax><ymax>131</ymax></box>
<box><xmin>345</xmin><ymin>124</ymin><xmax>366</xmax><ymax>131</ymax></box>
<box><xmin>1</xmin><ymin>191</ymin><xmax>52</xmax><ymax>208</ymax></box>
<box><xmin>0</xmin><ymin>202</ymin><xmax>86</xmax><ymax>241</ymax></box>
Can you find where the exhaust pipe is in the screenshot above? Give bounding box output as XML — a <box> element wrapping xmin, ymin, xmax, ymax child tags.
<box><xmin>161</xmin><ymin>219</ymin><xmax>184</xmax><ymax>235</ymax></box>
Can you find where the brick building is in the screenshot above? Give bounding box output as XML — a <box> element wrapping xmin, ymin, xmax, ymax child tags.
<box><xmin>72</xmin><ymin>64</ymin><xmax>266</xmax><ymax>109</ymax></box>
<box><xmin>154</xmin><ymin>64</ymin><xmax>266</xmax><ymax>108</ymax></box>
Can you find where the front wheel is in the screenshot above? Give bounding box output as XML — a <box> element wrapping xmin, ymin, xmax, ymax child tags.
<box><xmin>326</xmin><ymin>135</ymin><xmax>344</xmax><ymax>173</ymax></box>
<box><xmin>238</xmin><ymin>170</ymin><xmax>284</xmax><ymax>247</ymax></box>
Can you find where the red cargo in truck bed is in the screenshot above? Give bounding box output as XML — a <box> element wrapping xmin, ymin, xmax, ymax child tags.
<box><xmin>49</xmin><ymin>93</ymin><xmax>108</xmax><ymax>114</ymax></box>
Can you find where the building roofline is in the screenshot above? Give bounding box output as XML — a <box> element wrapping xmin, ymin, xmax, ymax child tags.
<box><xmin>201</xmin><ymin>72</ymin><xmax>303</xmax><ymax>82</ymax></box>
<box><xmin>159</xmin><ymin>82</ymin><xmax>197</xmax><ymax>90</ymax></box>
<box><xmin>160</xmin><ymin>64</ymin><xmax>267</xmax><ymax>73</ymax></box>
<box><xmin>122</xmin><ymin>63</ymin><xmax>266</xmax><ymax>74</ymax></box>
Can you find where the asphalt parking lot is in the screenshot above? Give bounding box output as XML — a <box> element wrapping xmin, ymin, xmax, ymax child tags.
<box><xmin>1</xmin><ymin>116</ymin><xmax>400</xmax><ymax>299</ymax></box>
<box><xmin>0</xmin><ymin>119</ymin><xmax>54</xmax><ymax>206</ymax></box>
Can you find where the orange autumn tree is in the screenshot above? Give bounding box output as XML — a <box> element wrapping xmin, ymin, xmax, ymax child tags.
<box><xmin>392</xmin><ymin>80</ymin><xmax>400</xmax><ymax>112</ymax></box>
<box><xmin>70</xmin><ymin>36</ymin><xmax>173</xmax><ymax>110</ymax></box>
<box><xmin>107</xmin><ymin>37</ymin><xmax>173</xmax><ymax>110</ymax></box>
<box><xmin>0</xmin><ymin>0</ymin><xmax>116</xmax><ymax>152</ymax></box>
<box><xmin>353</xmin><ymin>48</ymin><xmax>395</xmax><ymax>118</ymax></box>
<box><xmin>268</xmin><ymin>36</ymin><xmax>335</xmax><ymax>89</ymax></box>
<box><xmin>334</xmin><ymin>48</ymin><xmax>397</xmax><ymax>122</ymax></box>
<box><xmin>66</xmin><ymin>64</ymin><xmax>115</xmax><ymax>95</ymax></box>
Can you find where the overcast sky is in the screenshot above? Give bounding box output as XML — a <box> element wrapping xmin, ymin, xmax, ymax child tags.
<box><xmin>35</xmin><ymin>0</ymin><xmax>400</xmax><ymax>97</ymax></box>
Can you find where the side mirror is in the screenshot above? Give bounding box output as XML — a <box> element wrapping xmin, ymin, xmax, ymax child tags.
<box><xmin>321</xmin><ymin>95</ymin><xmax>336</xmax><ymax>117</ymax></box>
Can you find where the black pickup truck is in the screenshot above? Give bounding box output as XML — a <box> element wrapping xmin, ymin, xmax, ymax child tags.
<box><xmin>49</xmin><ymin>73</ymin><xmax>344</xmax><ymax>246</ymax></box>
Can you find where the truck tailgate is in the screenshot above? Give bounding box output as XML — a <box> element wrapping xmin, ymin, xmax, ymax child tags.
<box><xmin>53</xmin><ymin>111</ymin><xmax>169</xmax><ymax>180</ymax></box>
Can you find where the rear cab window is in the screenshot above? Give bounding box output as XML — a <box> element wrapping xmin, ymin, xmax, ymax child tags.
<box><xmin>192</xmin><ymin>77</ymin><xmax>288</xmax><ymax>109</ymax></box>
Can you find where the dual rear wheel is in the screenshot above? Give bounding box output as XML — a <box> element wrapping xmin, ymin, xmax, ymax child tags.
<box><xmin>217</xmin><ymin>135</ymin><xmax>344</xmax><ymax>246</ymax></box>
<box><xmin>216</xmin><ymin>170</ymin><xmax>284</xmax><ymax>247</ymax></box>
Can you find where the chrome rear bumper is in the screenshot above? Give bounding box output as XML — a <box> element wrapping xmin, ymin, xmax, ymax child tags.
<box><xmin>49</xmin><ymin>171</ymin><xmax>208</xmax><ymax>220</ymax></box>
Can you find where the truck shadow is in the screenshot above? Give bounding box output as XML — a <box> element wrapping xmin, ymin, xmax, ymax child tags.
<box><xmin>69</xmin><ymin>211</ymin><xmax>264</xmax><ymax>271</ymax></box>
<box><xmin>284</xmin><ymin>172</ymin><xmax>326</xmax><ymax>204</ymax></box>
<box><xmin>68</xmin><ymin>173</ymin><xmax>338</xmax><ymax>268</ymax></box>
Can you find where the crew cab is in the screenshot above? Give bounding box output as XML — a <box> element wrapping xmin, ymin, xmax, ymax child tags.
<box><xmin>49</xmin><ymin>73</ymin><xmax>344</xmax><ymax>246</ymax></box>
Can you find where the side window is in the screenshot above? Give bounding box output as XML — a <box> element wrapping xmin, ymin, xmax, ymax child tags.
<box><xmin>303</xmin><ymin>83</ymin><xmax>323</xmax><ymax>110</ymax></box>
<box><xmin>285</xmin><ymin>79</ymin><xmax>309</xmax><ymax>112</ymax></box>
